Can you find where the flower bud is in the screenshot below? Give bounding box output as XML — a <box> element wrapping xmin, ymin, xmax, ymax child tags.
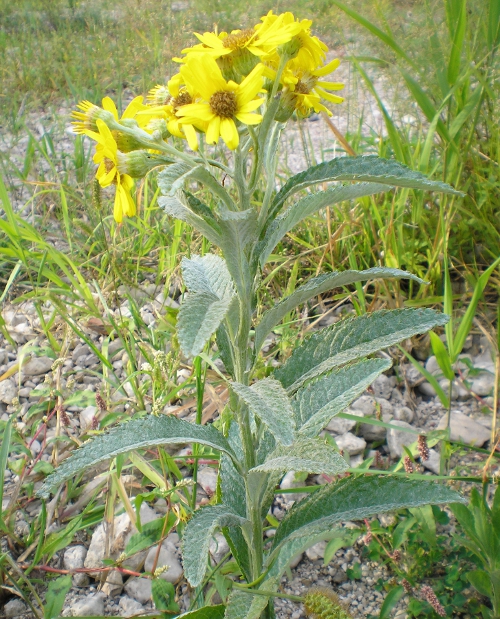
<box><xmin>116</xmin><ymin>150</ymin><xmax>158</xmax><ymax>178</ymax></box>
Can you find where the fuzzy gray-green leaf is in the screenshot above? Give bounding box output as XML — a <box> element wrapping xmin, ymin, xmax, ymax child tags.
<box><xmin>275</xmin><ymin>308</ymin><xmax>449</xmax><ymax>393</ymax></box>
<box><xmin>182</xmin><ymin>254</ymin><xmax>234</xmax><ymax>299</ymax></box>
<box><xmin>225</xmin><ymin>589</ymin><xmax>272</xmax><ymax>619</ymax></box>
<box><xmin>231</xmin><ymin>378</ymin><xmax>295</xmax><ymax>446</ymax></box>
<box><xmin>270</xmin><ymin>476</ymin><xmax>464</xmax><ymax>558</ymax></box>
<box><xmin>182</xmin><ymin>505</ymin><xmax>249</xmax><ymax>587</ymax></box>
<box><xmin>293</xmin><ymin>358</ymin><xmax>392</xmax><ymax>437</ymax></box>
<box><xmin>176</xmin><ymin>606</ymin><xmax>226</xmax><ymax>619</ymax></box>
<box><xmin>270</xmin><ymin>155</ymin><xmax>462</xmax><ymax>218</ymax></box>
<box><xmin>255</xmin><ymin>269</ymin><xmax>425</xmax><ymax>353</ymax></box>
<box><xmin>37</xmin><ymin>416</ymin><xmax>238</xmax><ymax>499</ymax></box>
<box><xmin>159</xmin><ymin>195</ymin><xmax>222</xmax><ymax>246</ymax></box>
<box><xmin>250</xmin><ymin>437</ymin><xmax>348</xmax><ymax>476</ymax></box>
<box><xmin>259</xmin><ymin>183</ymin><xmax>390</xmax><ymax>266</ymax></box>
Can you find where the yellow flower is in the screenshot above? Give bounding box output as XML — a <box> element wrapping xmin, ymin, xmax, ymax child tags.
<box><xmin>72</xmin><ymin>96</ymin><xmax>148</xmax><ymax>134</ymax></box>
<box><xmin>83</xmin><ymin>119</ymin><xmax>136</xmax><ymax>223</ymax></box>
<box><xmin>176</xmin><ymin>55</ymin><xmax>265</xmax><ymax>150</ymax></box>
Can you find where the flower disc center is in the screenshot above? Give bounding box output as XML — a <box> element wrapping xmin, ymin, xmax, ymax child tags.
<box><xmin>173</xmin><ymin>90</ymin><xmax>193</xmax><ymax>110</ymax></box>
<box><xmin>222</xmin><ymin>28</ymin><xmax>255</xmax><ymax>50</ymax></box>
<box><xmin>209</xmin><ymin>90</ymin><xmax>238</xmax><ymax>118</ymax></box>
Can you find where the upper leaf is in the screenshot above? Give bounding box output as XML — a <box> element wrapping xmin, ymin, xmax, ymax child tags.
<box><xmin>293</xmin><ymin>358</ymin><xmax>392</xmax><ymax>437</ymax></box>
<box><xmin>182</xmin><ymin>504</ymin><xmax>249</xmax><ymax>587</ymax></box>
<box><xmin>270</xmin><ymin>155</ymin><xmax>462</xmax><ymax>218</ymax></box>
<box><xmin>231</xmin><ymin>378</ymin><xmax>295</xmax><ymax>446</ymax></box>
<box><xmin>224</xmin><ymin>590</ymin><xmax>270</xmax><ymax>619</ymax></box>
<box><xmin>37</xmin><ymin>416</ymin><xmax>238</xmax><ymax>498</ymax></box>
<box><xmin>270</xmin><ymin>476</ymin><xmax>465</xmax><ymax>559</ymax></box>
<box><xmin>182</xmin><ymin>255</ymin><xmax>235</xmax><ymax>300</ymax></box>
<box><xmin>259</xmin><ymin>183</ymin><xmax>390</xmax><ymax>266</ymax></box>
<box><xmin>159</xmin><ymin>194</ymin><xmax>222</xmax><ymax>247</ymax></box>
<box><xmin>158</xmin><ymin>162</ymin><xmax>199</xmax><ymax>196</ymax></box>
<box><xmin>175</xmin><ymin>606</ymin><xmax>226</xmax><ymax>619</ymax></box>
<box><xmin>250</xmin><ymin>436</ymin><xmax>348</xmax><ymax>476</ymax></box>
<box><xmin>254</xmin><ymin>268</ymin><xmax>426</xmax><ymax>354</ymax></box>
<box><xmin>274</xmin><ymin>308</ymin><xmax>449</xmax><ymax>393</ymax></box>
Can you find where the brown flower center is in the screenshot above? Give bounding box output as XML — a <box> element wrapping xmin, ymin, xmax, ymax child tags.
<box><xmin>209</xmin><ymin>90</ymin><xmax>238</xmax><ymax>118</ymax></box>
<box><xmin>294</xmin><ymin>80</ymin><xmax>310</xmax><ymax>95</ymax></box>
<box><xmin>222</xmin><ymin>28</ymin><xmax>255</xmax><ymax>50</ymax></box>
<box><xmin>172</xmin><ymin>90</ymin><xmax>193</xmax><ymax>110</ymax></box>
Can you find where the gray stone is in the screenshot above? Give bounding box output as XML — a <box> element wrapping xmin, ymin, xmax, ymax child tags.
<box><xmin>335</xmin><ymin>432</ymin><xmax>366</xmax><ymax>455</ymax></box>
<box><xmin>144</xmin><ymin>545</ymin><xmax>183</xmax><ymax>583</ymax></box>
<box><xmin>469</xmin><ymin>371</ymin><xmax>495</xmax><ymax>396</ymax></box>
<box><xmin>209</xmin><ymin>532</ymin><xmax>230</xmax><ymax>564</ymax></box>
<box><xmin>305</xmin><ymin>540</ymin><xmax>327</xmax><ymax>561</ymax></box>
<box><xmin>0</xmin><ymin>379</ymin><xmax>17</xmax><ymax>404</ymax></box>
<box><xmin>371</xmin><ymin>374</ymin><xmax>395</xmax><ymax>399</ymax></box>
<box><xmin>438</xmin><ymin>379</ymin><xmax>466</xmax><ymax>400</ymax></box>
<box><xmin>359</xmin><ymin>420</ymin><xmax>386</xmax><ymax>442</ymax></box>
<box><xmin>289</xmin><ymin>552</ymin><xmax>303</xmax><ymax>569</ymax></box>
<box><xmin>422</xmin><ymin>449</ymin><xmax>440</xmax><ymax>475</ymax></box>
<box><xmin>22</xmin><ymin>356</ymin><xmax>54</xmax><ymax>376</ymax></box>
<box><xmin>418</xmin><ymin>381</ymin><xmax>437</xmax><ymax>397</ymax></box>
<box><xmin>436</xmin><ymin>411</ymin><xmax>490</xmax><ymax>447</ymax></box>
<box><xmin>79</xmin><ymin>405</ymin><xmax>97</xmax><ymax>432</ymax></box>
<box><xmin>70</xmin><ymin>593</ymin><xmax>105</xmax><ymax>616</ymax></box>
<box><xmin>125</xmin><ymin>577</ymin><xmax>152</xmax><ymax>604</ymax></box>
<box><xmin>64</xmin><ymin>545</ymin><xmax>87</xmax><ymax>570</ymax></box>
<box><xmin>197</xmin><ymin>466</ymin><xmax>218</xmax><ymax>497</ymax></box>
<box><xmin>350</xmin><ymin>395</ymin><xmax>376</xmax><ymax>416</ymax></box>
<box><xmin>102</xmin><ymin>569</ymin><xmax>123</xmax><ymax>597</ymax></box>
<box><xmin>425</xmin><ymin>355</ymin><xmax>442</xmax><ymax>377</ymax></box>
<box><xmin>119</xmin><ymin>596</ymin><xmax>144</xmax><ymax>618</ymax></box>
<box><xmin>279</xmin><ymin>471</ymin><xmax>307</xmax><ymax>501</ymax></box>
<box><xmin>376</xmin><ymin>398</ymin><xmax>393</xmax><ymax>415</ymax></box>
<box><xmin>394</xmin><ymin>406</ymin><xmax>414</xmax><ymax>424</ymax></box>
<box><xmin>405</xmin><ymin>365</ymin><xmax>423</xmax><ymax>387</ymax></box>
<box><xmin>387</xmin><ymin>420</ymin><xmax>420</xmax><ymax>459</ymax></box>
<box><xmin>326</xmin><ymin>409</ymin><xmax>363</xmax><ymax>434</ymax></box>
<box><xmin>4</xmin><ymin>599</ymin><xmax>28</xmax><ymax>617</ymax></box>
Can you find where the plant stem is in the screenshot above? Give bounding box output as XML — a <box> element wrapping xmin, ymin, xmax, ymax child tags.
<box><xmin>191</xmin><ymin>356</ymin><xmax>205</xmax><ymax>510</ymax></box>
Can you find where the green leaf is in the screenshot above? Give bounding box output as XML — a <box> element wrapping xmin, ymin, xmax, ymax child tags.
<box><xmin>447</xmin><ymin>0</ymin><xmax>466</xmax><ymax>86</ymax></box>
<box><xmin>218</xmin><ymin>208</ymin><xmax>257</xmax><ymax>296</ymax></box>
<box><xmin>44</xmin><ymin>575</ymin><xmax>72</xmax><ymax>619</ymax></box>
<box><xmin>292</xmin><ymin>359</ymin><xmax>391</xmax><ymax>437</ymax></box>
<box><xmin>255</xmin><ymin>268</ymin><xmax>425</xmax><ymax>353</ymax></box>
<box><xmin>224</xmin><ymin>590</ymin><xmax>270</xmax><ymax>619</ymax></box>
<box><xmin>379</xmin><ymin>586</ymin><xmax>405</xmax><ymax>619</ymax></box>
<box><xmin>151</xmin><ymin>579</ymin><xmax>180</xmax><ymax>612</ymax></box>
<box><xmin>159</xmin><ymin>194</ymin><xmax>222</xmax><ymax>246</ymax></box>
<box><xmin>175</xmin><ymin>605</ymin><xmax>226</xmax><ymax>619</ymax></box>
<box><xmin>270</xmin><ymin>156</ymin><xmax>461</xmax><ymax>219</ymax></box>
<box><xmin>40</xmin><ymin>515</ymin><xmax>82</xmax><ymax>561</ymax></box>
<box><xmin>37</xmin><ymin>416</ymin><xmax>239</xmax><ymax>499</ymax></box>
<box><xmin>259</xmin><ymin>184</ymin><xmax>390</xmax><ymax>266</ymax></box>
<box><xmin>270</xmin><ymin>476</ymin><xmax>464</xmax><ymax>560</ymax></box>
<box><xmin>275</xmin><ymin>308</ymin><xmax>449</xmax><ymax>393</ymax></box>
<box><xmin>125</xmin><ymin>514</ymin><xmax>176</xmax><ymax>557</ymax></box>
<box><xmin>178</xmin><ymin>255</ymin><xmax>235</xmax><ymax>358</ymax></box>
<box><xmin>392</xmin><ymin>516</ymin><xmax>417</xmax><ymax>549</ymax></box>
<box><xmin>429</xmin><ymin>332</ymin><xmax>454</xmax><ymax>381</ymax></box>
<box><xmin>468</xmin><ymin>570</ymin><xmax>493</xmax><ymax>599</ymax></box>
<box><xmin>323</xmin><ymin>529</ymin><xmax>360</xmax><ymax>565</ymax></box>
<box><xmin>231</xmin><ymin>378</ymin><xmax>295</xmax><ymax>446</ymax></box>
<box><xmin>0</xmin><ymin>418</ymin><xmax>12</xmax><ymax>527</ymax></box>
<box><xmin>182</xmin><ymin>505</ymin><xmax>249</xmax><ymax>587</ymax></box>
<box><xmin>397</xmin><ymin>346</ymin><xmax>450</xmax><ymax>408</ymax></box>
<box><xmin>250</xmin><ymin>437</ymin><xmax>348</xmax><ymax>476</ymax></box>
<box><xmin>158</xmin><ymin>162</ymin><xmax>200</xmax><ymax>195</ymax></box>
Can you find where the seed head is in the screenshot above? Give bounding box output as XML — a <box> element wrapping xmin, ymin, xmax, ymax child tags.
<box><xmin>304</xmin><ymin>587</ymin><xmax>353</xmax><ymax>619</ymax></box>
<box><xmin>96</xmin><ymin>391</ymin><xmax>107</xmax><ymax>413</ymax></box>
<box><xmin>417</xmin><ymin>435</ymin><xmax>430</xmax><ymax>461</ymax></box>
<box><xmin>420</xmin><ymin>585</ymin><xmax>446</xmax><ymax>617</ymax></box>
<box><xmin>404</xmin><ymin>456</ymin><xmax>414</xmax><ymax>474</ymax></box>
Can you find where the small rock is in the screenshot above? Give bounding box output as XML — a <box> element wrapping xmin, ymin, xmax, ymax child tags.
<box><xmin>376</xmin><ymin>398</ymin><xmax>393</xmax><ymax>415</ymax></box>
<box><xmin>422</xmin><ymin>449</ymin><xmax>440</xmax><ymax>475</ymax></box>
<box><xmin>371</xmin><ymin>375</ymin><xmax>394</xmax><ymax>399</ymax></box>
<box><xmin>332</xmin><ymin>570</ymin><xmax>348</xmax><ymax>583</ymax></box>
<box><xmin>197</xmin><ymin>467</ymin><xmax>218</xmax><ymax>497</ymax></box>
<box><xmin>119</xmin><ymin>596</ymin><xmax>144</xmax><ymax>617</ymax></box>
<box><xmin>0</xmin><ymin>379</ymin><xmax>17</xmax><ymax>404</ymax></box>
<box><xmin>144</xmin><ymin>545</ymin><xmax>183</xmax><ymax>583</ymax></box>
<box><xmin>326</xmin><ymin>409</ymin><xmax>363</xmax><ymax>434</ymax></box>
<box><xmin>387</xmin><ymin>421</ymin><xmax>420</xmax><ymax>459</ymax></box>
<box><xmin>335</xmin><ymin>432</ymin><xmax>366</xmax><ymax>455</ymax></box>
<box><xmin>102</xmin><ymin>569</ymin><xmax>123</xmax><ymax>597</ymax></box>
<box><xmin>438</xmin><ymin>379</ymin><xmax>464</xmax><ymax>400</ymax></box>
<box><xmin>425</xmin><ymin>356</ymin><xmax>442</xmax><ymax>377</ymax></box>
<box><xmin>405</xmin><ymin>365</ymin><xmax>423</xmax><ymax>387</ymax></box>
<box><xmin>394</xmin><ymin>406</ymin><xmax>414</xmax><ymax>424</ymax></box>
<box><xmin>22</xmin><ymin>356</ymin><xmax>54</xmax><ymax>376</ymax></box>
<box><xmin>469</xmin><ymin>371</ymin><xmax>495</xmax><ymax>396</ymax></box>
<box><xmin>125</xmin><ymin>577</ymin><xmax>152</xmax><ymax>604</ymax></box>
<box><xmin>70</xmin><ymin>593</ymin><xmax>105</xmax><ymax>616</ymax></box>
<box><xmin>4</xmin><ymin>599</ymin><xmax>28</xmax><ymax>617</ymax></box>
<box><xmin>64</xmin><ymin>545</ymin><xmax>87</xmax><ymax>570</ymax></box>
<box><xmin>350</xmin><ymin>395</ymin><xmax>376</xmax><ymax>416</ymax></box>
<box><xmin>436</xmin><ymin>411</ymin><xmax>491</xmax><ymax>447</ymax></box>
<box><xmin>79</xmin><ymin>405</ymin><xmax>97</xmax><ymax>432</ymax></box>
<box><xmin>289</xmin><ymin>552</ymin><xmax>303</xmax><ymax>569</ymax></box>
<box><xmin>418</xmin><ymin>381</ymin><xmax>437</xmax><ymax>397</ymax></box>
<box><xmin>209</xmin><ymin>533</ymin><xmax>230</xmax><ymax>564</ymax></box>
<box><xmin>359</xmin><ymin>420</ymin><xmax>386</xmax><ymax>442</ymax></box>
<box><xmin>305</xmin><ymin>540</ymin><xmax>327</xmax><ymax>561</ymax></box>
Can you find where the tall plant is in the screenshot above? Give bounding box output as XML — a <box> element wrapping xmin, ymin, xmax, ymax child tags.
<box><xmin>38</xmin><ymin>12</ymin><xmax>464</xmax><ymax>618</ymax></box>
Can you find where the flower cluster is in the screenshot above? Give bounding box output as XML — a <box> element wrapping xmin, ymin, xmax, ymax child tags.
<box><xmin>71</xmin><ymin>11</ymin><xmax>343</xmax><ymax>222</ymax></box>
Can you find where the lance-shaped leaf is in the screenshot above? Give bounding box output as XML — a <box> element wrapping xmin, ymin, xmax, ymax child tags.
<box><xmin>159</xmin><ymin>193</ymin><xmax>222</xmax><ymax>247</ymax></box>
<box><xmin>269</xmin><ymin>476</ymin><xmax>465</xmax><ymax>560</ymax></box>
<box><xmin>158</xmin><ymin>162</ymin><xmax>200</xmax><ymax>195</ymax></box>
<box><xmin>293</xmin><ymin>358</ymin><xmax>392</xmax><ymax>437</ymax></box>
<box><xmin>218</xmin><ymin>208</ymin><xmax>258</xmax><ymax>296</ymax></box>
<box><xmin>259</xmin><ymin>183</ymin><xmax>390</xmax><ymax>266</ymax></box>
<box><xmin>250</xmin><ymin>437</ymin><xmax>348</xmax><ymax>476</ymax></box>
<box><xmin>175</xmin><ymin>606</ymin><xmax>226</xmax><ymax>619</ymax></box>
<box><xmin>182</xmin><ymin>504</ymin><xmax>249</xmax><ymax>587</ymax></box>
<box><xmin>224</xmin><ymin>590</ymin><xmax>270</xmax><ymax>619</ymax></box>
<box><xmin>275</xmin><ymin>308</ymin><xmax>449</xmax><ymax>393</ymax></box>
<box><xmin>270</xmin><ymin>155</ymin><xmax>462</xmax><ymax>219</ymax></box>
<box><xmin>37</xmin><ymin>416</ymin><xmax>238</xmax><ymax>499</ymax></box>
<box><xmin>178</xmin><ymin>255</ymin><xmax>235</xmax><ymax>358</ymax></box>
<box><xmin>254</xmin><ymin>269</ymin><xmax>425</xmax><ymax>353</ymax></box>
<box><xmin>231</xmin><ymin>378</ymin><xmax>295</xmax><ymax>446</ymax></box>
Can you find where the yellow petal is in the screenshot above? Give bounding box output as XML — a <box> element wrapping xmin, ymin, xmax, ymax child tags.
<box><xmin>235</xmin><ymin>112</ymin><xmax>263</xmax><ymax>125</ymax></box>
<box><xmin>238</xmin><ymin>98</ymin><xmax>265</xmax><ymax>114</ymax></box>
<box><xmin>183</xmin><ymin>123</ymin><xmax>199</xmax><ymax>151</ymax></box>
<box><xmin>206</xmin><ymin>116</ymin><xmax>221</xmax><ymax>145</ymax></box>
<box><xmin>99</xmin><ymin>167</ymin><xmax>116</xmax><ymax>187</ymax></box>
<box><xmin>176</xmin><ymin>103</ymin><xmax>214</xmax><ymax>121</ymax></box>
<box><xmin>113</xmin><ymin>188</ymin><xmax>123</xmax><ymax>223</ymax></box>
<box><xmin>313</xmin><ymin>58</ymin><xmax>340</xmax><ymax>77</ymax></box>
<box><xmin>220</xmin><ymin>118</ymin><xmax>239</xmax><ymax>150</ymax></box>
<box><xmin>316</xmin><ymin>80</ymin><xmax>344</xmax><ymax>91</ymax></box>
<box><xmin>315</xmin><ymin>86</ymin><xmax>344</xmax><ymax>104</ymax></box>
<box><xmin>122</xmin><ymin>96</ymin><xmax>145</xmax><ymax>119</ymax></box>
<box><xmin>102</xmin><ymin>97</ymin><xmax>119</xmax><ymax>120</ymax></box>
